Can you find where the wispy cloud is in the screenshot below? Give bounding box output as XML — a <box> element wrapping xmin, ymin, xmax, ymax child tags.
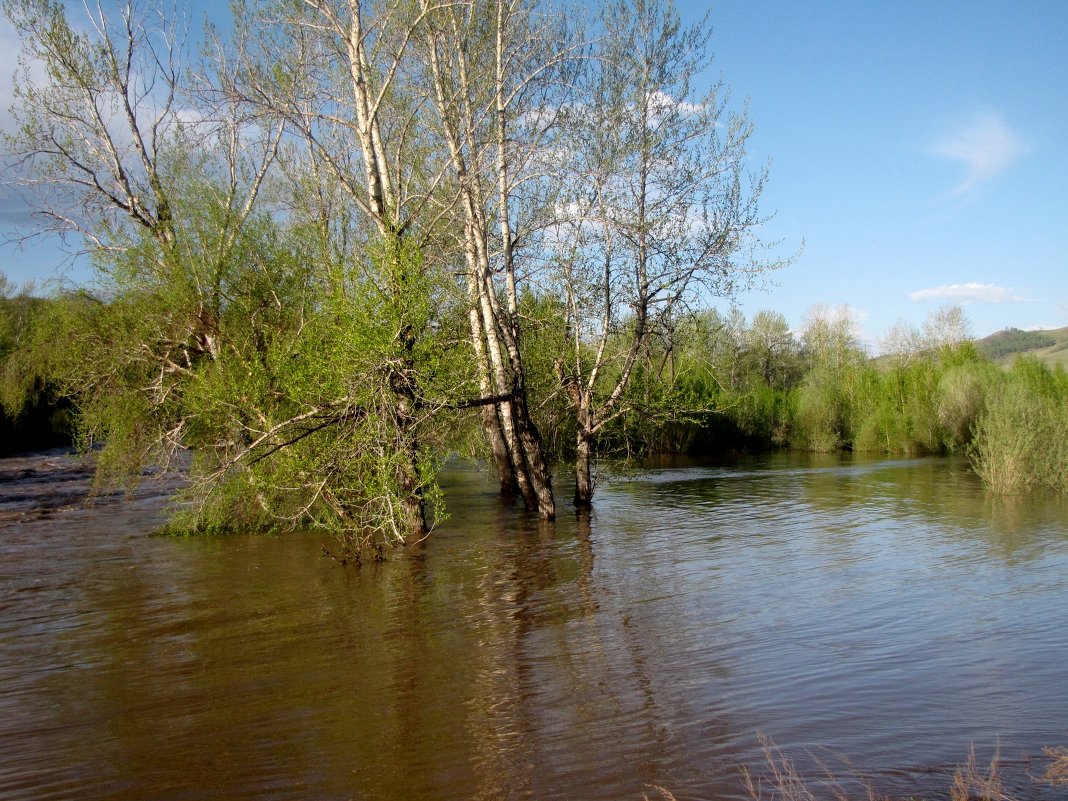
<box><xmin>910</xmin><ymin>282</ymin><xmax>1023</xmax><ymax>304</ymax></box>
<box><xmin>928</xmin><ymin>112</ymin><xmax>1027</xmax><ymax>195</ymax></box>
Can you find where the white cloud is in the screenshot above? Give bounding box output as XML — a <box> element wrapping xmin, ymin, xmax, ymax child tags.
<box><xmin>647</xmin><ymin>90</ymin><xmax>705</xmax><ymax>118</ymax></box>
<box><xmin>928</xmin><ymin>112</ymin><xmax>1027</xmax><ymax>195</ymax></box>
<box><xmin>909</xmin><ymin>282</ymin><xmax>1022</xmax><ymax>304</ymax></box>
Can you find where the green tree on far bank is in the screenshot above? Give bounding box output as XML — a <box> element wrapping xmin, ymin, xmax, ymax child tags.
<box><xmin>0</xmin><ymin>274</ymin><xmax>73</xmax><ymax>453</ymax></box>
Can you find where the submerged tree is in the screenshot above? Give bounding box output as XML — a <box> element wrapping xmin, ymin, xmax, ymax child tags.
<box><xmin>417</xmin><ymin>0</ymin><xmax>579</xmax><ymax>518</ymax></box>
<box><xmin>548</xmin><ymin>0</ymin><xmax>778</xmax><ymax>504</ymax></box>
<box><xmin>1</xmin><ymin>0</ymin><xmax>461</xmax><ymax>552</ymax></box>
<box><xmin>255</xmin><ymin>0</ymin><xmax>450</xmax><ymax>538</ymax></box>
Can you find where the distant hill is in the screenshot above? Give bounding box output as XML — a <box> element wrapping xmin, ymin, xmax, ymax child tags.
<box><xmin>976</xmin><ymin>326</ymin><xmax>1068</xmax><ymax>369</ymax></box>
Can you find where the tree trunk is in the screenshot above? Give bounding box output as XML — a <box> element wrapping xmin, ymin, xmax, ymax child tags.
<box><xmin>472</xmin><ymin>270</ymin><xmax>539</xmax><ymax>509</ymax></box>
<box><xmin>574</xmin><ymin>431</ymin><xmax>593</xmax><ymax>507</ymax></box>
<box><xmin>422</xmin><ymin>3</ymin><xmax>555</xmax><ymax>520</ymax></box>
<box><xmin>484</xmin><ymin>403</ymin><xmax>516</xmax><ymax>495</ymax></box>
<box><xmin>394</xmin><ymin>426</ymin><xmax>428</xmax><ymax>537</ymax></box>
<box><xmin>388</xmin><ymin>295</ymin><xmax>429</xmax><ymax>540</ymax></box>
<box><xmin>511</xmin><ymin>376</ymin><xmax>556</xmax><ymax>518</ymax></box>
<box><xmin>470</xmin><ymin>244</ymin><xmax>552</xmax><ymax>516</ymax></box>
<box><xmin>468</xmin><ymin>306</ymin><xmax>516</xmax><ymax>494</ymax></box>
<box><xmin>560</xmin><ymin>366</ymin><xmax>593</xmax><ymax>508</ymax></box>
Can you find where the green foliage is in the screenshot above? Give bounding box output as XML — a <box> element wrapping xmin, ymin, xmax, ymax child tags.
<box><xmin>8</xmin><ymin>206</ymin><xmax>468</xmax><ymax>552</ymax></box>
<box><xmin>937</xmin><ymin>361</ymin><xmax>998</xmax><ymax>451</ymax></box>
<box><xmin>515</xmin><ymin>299</ymin><xmax>1068</xmax><ymax>499</ymax></box>
<box><xmin>789</xmin><ymin>308</ymin><xmax>867</xmax><ymax>452</ymax></box>
<box><xmin>0</xmin><ymin>280</ymin><xmax>74</xmax><ymax>453</ymax></box>
<box><xmin>582</xmin><ymin>309</ymin><xmax>800</xmax><ymax>457</ymax></box>
<box><xmin>0</xmin><ymin>289</ymin><xmax>39</xmax><ymax>408</ymax></box>
<box><xmin>563</xmin><ymin>300</ymin><xmax>1064</xmax><ymax>503</ymax></box>
<box><xmin>786</xmin><ymin>342</ymin><xmax>1000</xmax><ymax>457</ymax></box>
<box><xmin>165</xmin><ymin>229</ymin><xmax>466</xmax><ymax>548</ymax></box>
<box><xmin>970</xmin><ymin>359</ymin><xmax>1068</xmax><ymax>494</ymax></box>
<box><xmin>792</xmin><ymin>370</ymin><xmax>847</xmax><ymax>452</ymax></box>
<box><xmin>515</xmin><ymin>290</ymin><xmax>576</xmax><ymax>463</ymax></box>
<box><xmin>851</xmin><ymin>360</ymin><xmax>941</xmax><ymax>455</ymax></box>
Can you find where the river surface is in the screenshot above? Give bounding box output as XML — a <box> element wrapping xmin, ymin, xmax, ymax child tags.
<box><xmin>1</xmin><ymin>451</ymin><xmax>1067</xmax><ymax>800</ymax></box>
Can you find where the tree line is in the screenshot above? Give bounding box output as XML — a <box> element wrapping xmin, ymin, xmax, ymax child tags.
<box><xmin>977</xmin><ymin>328</ymin><xmax>1057</xmax><ymax>360</ymax></box>
<box><xmin>547</xmin><ymin>301</ymin><xmax>1068</xmax><ymax>500</ymax></box>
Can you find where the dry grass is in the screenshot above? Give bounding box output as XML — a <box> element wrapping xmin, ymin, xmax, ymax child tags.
<box><xmin>640</xmin><ymin>738</ymin><xmax>1068</xmax><ymax>800</ymax></box>
<box><xmin>736</xmin><ymin>736</ymin><xmax>1068</xmax><ymax>801</ymax></box>
<box><xmin>740</xmin><ymin>734</ymin><xmax>888</xmax><ymax>801</ymax></box>
<box><xmin>949</xmin><ymin>745</ymin><xmax>1017</xmax><ymax>801</ymax></box>
<box><xmin>1041</xmin><ymin>746</ymin><xmax>1068</xmax><ymax>787</ymax></box>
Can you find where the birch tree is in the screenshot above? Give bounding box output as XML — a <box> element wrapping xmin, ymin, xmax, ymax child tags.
<box><xmin>551</xmin><ymin>0</ymin><xmax>776</xmax><ymax>504</ymax></box>
<box><xmin>417</xmin><ymin>0</ymin><xmax>576</xmax><ymax>518</ymax></box>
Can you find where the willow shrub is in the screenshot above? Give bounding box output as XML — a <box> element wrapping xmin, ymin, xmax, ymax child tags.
<box><xmin>167</xmin><ymin>232</ymin><xmax>465</xmax><ymax>548</ymax></box>
<box><xmin>9</xmin><ymin>215</ymin><xmax>469</xmax><ymax>553</ymax></box>
<box><xmin>789</xmin><ymin>387</ymin><xmax>836</xmax><ymax>451</ymax></box>
<box><xmin>937</xmin><ymin>360</ymin><xmax>999</xmax><ymax>451</ymax></box>
<box><xmin>730</xmin><ymin>382</ymin><xmax>793</xmax><ymax>447</ymax></box>
<box><xmin>791</xmin><ymin>363</ymin><xmax>858</xmax><ymax>452</ymax></box>
<box><xmin>852</xmin><ymin>360</ymin><xmax>941</xmax><ymax>455</ymax></box>
<box><xmin>0</xmin><ymin>293</ymin><xmax>75</xmax><ymax>452</ymax></box>
<box><xmin>971</xmin><ymin>358</ymin><xmax>1068</xmax><ymax>494</ymax></box>
<box><xmin>787</xmin><ymin>345</ymin><xmax>998</xmax><ymax>457</ymax></box>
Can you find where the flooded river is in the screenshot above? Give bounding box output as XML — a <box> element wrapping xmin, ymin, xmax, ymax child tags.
<box><xmin>1</xmin><ymin>451</ymin><xmax>1066</xmax><ymax>800</ymax></box>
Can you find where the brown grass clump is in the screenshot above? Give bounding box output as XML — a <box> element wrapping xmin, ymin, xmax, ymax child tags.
<box><xmin>740</xmin><ymin>734</ymin><xmax>887</xmax><ymax>801</ymax></box>
<box><xmin>643</xmin><ymin>737</ymin><xmax>1068</xmax><ymax>801</ymax></box>
<box><xmin>949</xmin><ymin>745</ymin><xmax>1017</xmax><ymax>801</ymax></box>
<box><xmin>1041</xmin><ymin>746</ymin><xmax>1068</xmax><ymax>787</ymax></box>
<box><xmin>738</xmin><ymin>736</ymin><xmax>1068</xmax><ymax>801</ymax></box>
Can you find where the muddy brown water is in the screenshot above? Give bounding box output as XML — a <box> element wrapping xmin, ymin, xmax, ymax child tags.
<box><xmin>1</xmin><ymin>451</ymin><xmax>1066</xmax><ymax>800</ymax></box>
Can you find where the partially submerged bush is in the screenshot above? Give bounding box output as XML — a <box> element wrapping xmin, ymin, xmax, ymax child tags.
<box><xmin>970</xmin><ymin>358</ymin><xmax>1068</xmax><ymax>495</ymax></box>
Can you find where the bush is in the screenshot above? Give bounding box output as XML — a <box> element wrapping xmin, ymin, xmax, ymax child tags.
<box><xmin>937</xmin><ymin>362</ymin><xmax>993</xmax><ymax>451</ymax></box>
<box><xmin>791</xmin><ymin>375</ymin><xmax>845</xmax><ymax>452</ymax></box>
<box><xmin>970</xmin><ymin>360</ymin><xmax>1068</xmax><ymax>494</ymax></box>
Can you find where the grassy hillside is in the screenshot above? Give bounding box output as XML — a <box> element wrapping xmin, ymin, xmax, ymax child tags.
<box><xmin>977</xmin><ymin>325</ymin><xmax>1068</xmax><ymax>369</ymax></box>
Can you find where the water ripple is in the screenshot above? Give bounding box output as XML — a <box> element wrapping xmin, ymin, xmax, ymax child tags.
<box><xmin>1</xmin><ymin>453</ymin><xmax>1067</xmax><ymax>800</ymax></box>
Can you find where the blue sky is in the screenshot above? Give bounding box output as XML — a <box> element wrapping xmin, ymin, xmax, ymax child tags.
<box><xmin>2</xmin><ymin>1</ymin><xmax>1066</xmax><ymax>346</ymax></box>
<box><xmin>697</xmin><ymin>0</ymin><xmax>1068</xmax><ymax>346</ymax></box>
